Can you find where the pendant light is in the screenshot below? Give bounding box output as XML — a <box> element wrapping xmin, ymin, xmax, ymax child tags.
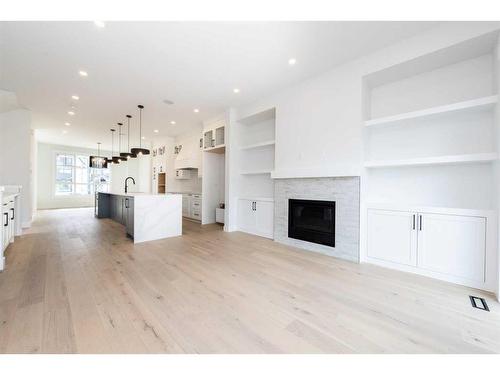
<box><xmin>120</xmin><ymin>115</ymin><xmax>136</xmax><ymax>159</ymax></box>
<box><xmin>107</xmin><ymin>129</ymin><xmax>116</xmax><ymax>164</ymax></box>
<box><xmin>131</xmin><ymin>104</ymin><xmax>150</xmax><ymax>156</ymax></box>
<box><xmin>113</xmin><ymin>123</ymin><xmax>127</xmax><ymax>163</ymax></box>
<box><xmin>90</xmin><ymin>142</ymin><xmax>108</xmax><ymax>168</ymax></box>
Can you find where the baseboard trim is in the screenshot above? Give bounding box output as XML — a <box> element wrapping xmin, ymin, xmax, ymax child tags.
<box><xmin>21</xmin><ymin>220</ymin><xmax>32</xmax><ymax>229</ymax></box>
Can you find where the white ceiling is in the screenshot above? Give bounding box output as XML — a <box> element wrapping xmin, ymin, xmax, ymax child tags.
<box><xmin>0</xmin><ymin>21</ymin><xmax>440</xmax><ymax>150</ymax></box>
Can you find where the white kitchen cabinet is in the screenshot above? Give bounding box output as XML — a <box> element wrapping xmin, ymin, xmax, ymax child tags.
<box><xmin>237</xmin><ymin>198</ymin><xmax>274</xmax><ymax>239</ymax></box>
<box><xmin>367</xmin><ymin>209</ymin><xmax>417</xmax><ymax>266</ymax></box>
<box><xmin>182</xmin><ymin>195</ymin><xmax>190</xmax><ymax>217</ymax></box>
<box><xmin>181</xmin><ymin>193</ymin><xmax>202</xmax><ymax>221</ymax></box>
<box><xmin>1</xmin><ymin>187</ymin><xmax>21</xmax><ymax>271</ymax></box>
<box><xmin>366</xmin><ymin>206</ymin><xmax>491</xmax><ymax>290</ymax></box>
<box><xmin>417</xmin><ymin>213</ymin><xmax>486</xmax><ymax>283</ymax></box>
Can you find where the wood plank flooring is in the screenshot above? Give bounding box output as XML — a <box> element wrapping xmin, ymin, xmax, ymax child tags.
<box><xmin>0</xmin><ymin>207</ymin><xmax>499</xmax><ymax>353</ymax></box>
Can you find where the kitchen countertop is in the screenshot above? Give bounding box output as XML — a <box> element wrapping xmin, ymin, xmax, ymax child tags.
<box><xmin>2</xmin><ymin>193</ymin><xmax>19</xmax><ymax>204</ymax></box>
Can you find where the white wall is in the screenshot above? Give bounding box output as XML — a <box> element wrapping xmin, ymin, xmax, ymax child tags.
<box><xmin>0</xmin><ymin>108</ymin><xmax>33</xmax><ymax>226</ymax></box>
<box><xmin>110</xmin><ymin>154</ymin><xmax>152</xmax><ymax>194</ymax></box>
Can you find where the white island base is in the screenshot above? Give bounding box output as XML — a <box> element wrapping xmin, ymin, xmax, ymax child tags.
<box><xmin>98</xmin><ymin>192</ymin><xmax>182</xmax><ymax>243</ymax></box>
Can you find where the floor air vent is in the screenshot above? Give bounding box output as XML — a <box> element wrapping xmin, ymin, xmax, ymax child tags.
<box><xmin>469</xmin><ymin>296</ymin><xmax>489</xmax><ymax>311</ymax></box>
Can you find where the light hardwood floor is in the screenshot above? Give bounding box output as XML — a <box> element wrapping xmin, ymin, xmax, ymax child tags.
<box><xmin>0</xmin><ymin>208</ymin><xmax>499</xmax><ymax>353</ymax></box>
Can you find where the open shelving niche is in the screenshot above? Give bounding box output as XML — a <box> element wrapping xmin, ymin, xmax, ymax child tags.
<box><xmin>362</xmin><ymin>31</ymin><xmax>499</xmax><ymax>212</ymax></box>
<box><xmin>235</xmin><ymin>107</ymin><xmax>276</xmax><ymax>201</ymax></box>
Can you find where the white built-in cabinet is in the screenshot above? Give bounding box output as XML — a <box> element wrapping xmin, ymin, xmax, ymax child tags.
<box><xmin>367</xmin><ymin>209</ymin><xmax>417</xmax><ymax>266</ymax></box>
<box><xmin>367</xmin><ymin>207</ymin><xmax>493</xmax><ymax>290</ymax></box>
<box><xmin>237</xmin><ymin>199</ymin><xmax>274</xmax><ymax>239</ymax></box>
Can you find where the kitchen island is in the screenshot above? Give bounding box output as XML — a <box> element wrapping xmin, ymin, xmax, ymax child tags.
<box><xmin>97</xmin><ymin>192</ymin><xmax>182</xmax><ymax>243</ymax></box>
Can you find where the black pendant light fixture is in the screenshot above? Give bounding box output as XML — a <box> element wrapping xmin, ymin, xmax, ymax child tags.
<box><xmin>90</xmin><ymin>142</ymin><xmax>108</xmax><ymax>168</ymax></box>
<box><xmin>113</xmin><ymin>123</ymin><xmax>127</xmax><ymax>163</ymax></box>
<box><xmin>120</xmin><ymin>115</ymin><xmax>136</xmax><ymax>159</ymax></box>
<box><xmin>107</xmin><ymin>128</ymin><xmax>116</xmax><ymax>164</ymax></box>
<box><xmin>131</xmin><ymin>104</ymin><xmax>150</xmax><ymax>156</ymax></box>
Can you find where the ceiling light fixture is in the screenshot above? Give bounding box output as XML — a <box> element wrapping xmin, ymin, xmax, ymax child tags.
<box><xmin>68</xmin><ymin>111</ymin><xmax>75</xmax><ymax>116</ymax></box>
<box><xmin>64</xmin><ymin>122</ymin><xmax>71</xmax><ymax>126</ymax></box>
<box><xmin>233</xmin><ymin>88</ymin><xmax>240</xmax><ymax>93</ymax></box>
<box><xmin>90</xmin><ymin>142</ymin><xmax>108</xmax><ymax>169</ymax></box>
<box><xmin>141</xmin><ymin>136</ymin><xmax>146</xmax><ymax>140</ymax></box>
<box><xmin>94</xmin><ymin>21</ymin><xmax>105</xmax><ymax>28</ymax></box>
<box><xmin>130</xmin><ymin>105</ymin><xmax>150</xmax><ymax>156</ymax></box>
<box><xmin>79</xmin><ymin>70</ymin><xmax>88</xmax><ymax>77</ymax></box>
<box><xmin>71</xmin><ymin>95</ymin><xmax>79</xmax><ymax>100</ymax></box>
<box><xmin>114</xmin><ymin>123</ymin><xmax>127</xmax><ymax>162</ymax></box>
<box><xmin>288</xmin><ymin>58</ymin><xmax>297</xmax><ymax>65</ymax></box>
<box><xmin>120</xmin><ymin>115</ymin><xmax>136</xmax><ymax>159</ymax></box>
<box><xmin>107</xmin><ymin>129</ymin><xmax>116</xmax><ymax>164</ymax></box>
<box><xmin>154</xmin><ymin>129</ymin><xmax>159</xmax><ymax>133</ymax></box>
<box><xmin>62</xmin><ymin>130</ymin><xmax>68</xmax><ymax>134</ymax></box>
<box><xmin>170</xmin><ymin>121</ymin><xmax>176</xmax><ymax>125</ymax></box>
<box><xmin>193</xmin><ymin>109</ymin><xmax>199</xmax><ymax>113</ymax></box>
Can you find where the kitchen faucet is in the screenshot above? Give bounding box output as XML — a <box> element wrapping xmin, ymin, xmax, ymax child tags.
<box><xmin>125</xmin><ymin>177</ymin><xmax>136</xmax><ymax>194</ymax></box>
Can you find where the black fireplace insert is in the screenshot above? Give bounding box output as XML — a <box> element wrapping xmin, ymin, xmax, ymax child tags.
<box><xmin>288</xmin><ymin>199</ymin><xmax>335</xmax><ymax>247</ymax></box>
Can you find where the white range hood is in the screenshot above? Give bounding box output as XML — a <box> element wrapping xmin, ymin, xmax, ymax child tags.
<box><xmin>174</xmin><ymin>144</ymin><xmax>199</xmax><ymax>170</ymax></box>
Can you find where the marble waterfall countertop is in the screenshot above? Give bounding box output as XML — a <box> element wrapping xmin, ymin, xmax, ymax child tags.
<box><xmin>97</xmin><ymin>192</ymin><xmax>182</xmax><ymax>243</ymax></box>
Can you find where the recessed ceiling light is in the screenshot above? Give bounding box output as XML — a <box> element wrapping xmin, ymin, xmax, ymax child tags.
<box><xmin>64</xmin><ymin>122</ymin><xmax>71</xmax><ymax>126</ymax></box>
<box><xmin>79</xmin><ymin>70</ymin><xmax>88</xmax><ymax>77</ymax></box>
<box><xmin>62</xmin><ymin>130</ymin><xmax>68</xmax><ymax>134</ymax></box>
<box><xmin>193</xmin><ymin>108</ymin><xmax>199</xmax><ymax>113</ymax></box>
<box><xmin>233</xmin><ymin>88</ymin><xmax>240</xmax><ymax>94</ymax></box>
<box><xmin>94</xmin><ymin>21</ymin><xmax>105</xmax><ymax>28</ymax></box>
<box><xmin>288</xmin><ymin>58</ymin><xmax>297</xmax><ymax>65</ymax></box>
<box><xmin>71</xmin><ymin>95</ymin><xmax>79</xmax><ymax>100</ymax></box>
<box><xmin>170</xmin><ymin>121</ymin><xmax>176</xmax><ymax>125</ymax></box>
<box><xmin>67</xmin><ymin>111</ymin><xmax>75</xmax><ymax>116</ymax></box>
<box><xmin>162</xmin><ymin>99</ymin><xmax>174</xmax><ymax>105</ymax></box>
<box><xmin>141</xmin><ymin>136</ymin><xmax>146</xmax><ymax>140</ymax></box>
<box><xmin>154</xmin><ymin>129</ymin><xmax>159</xmax><ymax>133</ymax></box>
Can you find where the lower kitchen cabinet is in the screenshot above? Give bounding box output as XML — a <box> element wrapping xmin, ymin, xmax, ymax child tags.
<box><xmin>366</xmin><ymin>207</ymin><xmax>491</xmax><ymax>289</ymax></box>
<box><xmin>181</xmin><ymin>193</ymin><xmax>202</xmax><ymax>221</ymax></box>
<box><xmin>237</xmin><ymin>199</ymin><xmax>274</xmax><ymax>239</ymax></box>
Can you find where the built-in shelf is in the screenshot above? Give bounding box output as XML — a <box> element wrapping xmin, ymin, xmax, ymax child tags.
<box><xmin>364</xmin><ymin>153</ymin><xmax>498</xmax><ymax>168</ymax></box>
<box><xmin>240</xmin><ymin>140</ymin><xmax>275</xmax><ymax>150</ymax></box>
<box><xmin>238</xmin><ymin>108</ymin><xmax>276</xmax><ymax>125</ymax></box>
<box><xmin>240</xmin><ymin>169</ymin><xmax>273</xmax><ymax>175</ymax></box>
<box><xmin>365</xmin><ymin>95</ymin><xmax>498</xmax><ymax>128</ymax></box>
<box><xmin>204</xmin><ymin>144</ymin><xmax>225</xmax><ymax>154</ymax></box>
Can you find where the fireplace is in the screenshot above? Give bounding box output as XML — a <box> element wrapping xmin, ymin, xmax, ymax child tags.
<box><xmin>288</xmin><ymin>199</ymin><xmax>335</xmax><ymax>247</ymax></box>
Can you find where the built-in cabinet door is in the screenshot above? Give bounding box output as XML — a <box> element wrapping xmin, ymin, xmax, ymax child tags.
<box><xmin>237</xmin><ymin>199</ymin><xmax>256</xmax><ymax>234</ymax></box>
<box><xmin>417</xmin><ymin>213</ymin><xmax>486</xmax><ymax>283</ymax></box>
<box><xmin>124</xmin><ymin>197</ymin><xmax>134</xmax><ymax>237</ymax></box>
<box><xmin>367</xmin><ymin>209</ymin><xmax>417</xmax><ymax>266</ymax></box>
<box><xmin>255</xmin><ymin>201</ymin><xmax>274</xmax><ymax>239</ymax></box>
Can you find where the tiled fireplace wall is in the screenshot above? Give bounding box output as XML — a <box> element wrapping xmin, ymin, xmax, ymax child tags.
<box><xmin>274</xmin><ymin>177</ymin><xmax>360</xmax><ymax>262</ymax></box>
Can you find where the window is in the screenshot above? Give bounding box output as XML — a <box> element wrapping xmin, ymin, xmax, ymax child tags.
<box><xmin>55</xmin><ymin>153</ymin><xmax>110</xmax><ymax>195</ymax></box>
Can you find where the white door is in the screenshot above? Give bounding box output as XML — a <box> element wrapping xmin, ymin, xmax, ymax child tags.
<box><xmin>255</xmin><ymin>201</ymin><xmax>274</xmax><ymax>239</ymax></box>
<box><xmin>417</xmin><ymin>213</ymin><xmax>486</xmax><ymax>283</ymax></box>
<box><xmin>237</xmin><ymin>199</ymin><xmax>256</xmax><ymax>234</ymax></box>
<box><xmin>367</xmin><ymin>209</ymin><xmax>417</xmax><ymax>266</ymax></box>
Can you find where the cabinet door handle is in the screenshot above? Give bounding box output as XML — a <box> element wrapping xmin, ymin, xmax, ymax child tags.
<box><xmin>125</xmin><ymin>198</ymin><xmax>129</xmax><ymax>208</ymax></box>
<box><xmin>412</xmin><ymin>214</ymin><xmax>415</xmax><ymax>230</ymax></box>
<box><xmin>3</xmin><ymin>213</ymin><xmax>8</xmax><ymax>227</ymax></box>
<box><xmin>11</xmin><ymin>208</ymin><xmax>14</xmax><ymax>220</ymax></box>
<box><xmin>419</xmin><ymin>215</ymin><xmax>423</xmax><ymax>231</ymax></box>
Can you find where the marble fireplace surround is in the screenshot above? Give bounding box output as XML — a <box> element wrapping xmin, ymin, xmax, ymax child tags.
<box><xmin>274</xmin><ymin>176</ymin><xmax>360</xmax><ymax>262</ymax></box>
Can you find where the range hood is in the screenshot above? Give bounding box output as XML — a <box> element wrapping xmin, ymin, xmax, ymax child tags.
<box><xmin>174</xmin><ymin>145</ymin><xmax>199</xmax><ymax>170</ymax></box>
